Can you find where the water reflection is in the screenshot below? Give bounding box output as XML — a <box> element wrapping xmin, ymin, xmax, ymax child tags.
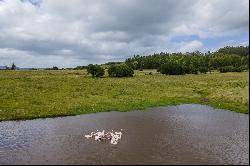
<box><xmin>0</xmin><ymin>104</ymin><xmax>249</xmax><ymax>165</ymax></box>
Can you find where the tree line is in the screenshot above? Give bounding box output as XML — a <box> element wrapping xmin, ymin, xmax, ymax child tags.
<box><xmin>77</xmin><ymin>45</ymin><xmax>250</xmax><ymax>77</ymax></box>
<box><xmin>125</xmin><ymin>46</ymin><xmax>249</xmax><ymax>75</ymax></box>
<box><xmin>2</xmin><ymin>45</ymin><xmax>248</xmax><ymax>76</ymax></box>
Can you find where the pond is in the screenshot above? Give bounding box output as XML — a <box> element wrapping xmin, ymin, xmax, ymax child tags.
<box><xmin>0</xmin><ymin>104</ymin><xmax>249</xmax><ymax>165</ymax></box>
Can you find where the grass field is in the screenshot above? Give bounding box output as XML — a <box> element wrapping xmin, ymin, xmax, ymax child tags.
<box><xmin>0</xmin><ymin>70</ymin><xmax>249</xmax><ymax>121</ymax></box>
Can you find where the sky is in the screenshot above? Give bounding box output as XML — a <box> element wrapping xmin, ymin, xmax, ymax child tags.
<box><xmin>0</xmin><ymin>0</ymin><xmax>249</xmax><ymax>68</ymax></box>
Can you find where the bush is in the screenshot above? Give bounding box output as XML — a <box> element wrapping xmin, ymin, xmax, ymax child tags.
<box><xmin>158</xmin><ymin>62</ymin><xmax>185</xmax><ymax>75</ymax></box>
<box><xmin>87</xmin><ymin>64</ymin><xmax>105</xmax><ymax>77</ymax></box>
<box><xmin>219</xmin><ymin>66</ymin><xmax>234</xmax><ymax>73</ymax></box>
<box><xmin>11</xmin><ymin>63</ymin><xmax>16</xmax><ymax>70</ymax></box>
<box><xmin>108</xmin><ymin>64</ymin><xmax>134</xmax><ymax>77</ymax></box>
<box><xmin>52</xmin><ymin>66</ymin><xmax>59</xmax><ymax>70</ymax></box>
<box><xmin>74</xmin><ymin>66</ymin><xmax>87</xmax><ymax>70</ymax></box>
<box><xmin>219</xmin><ymin>66</ymin><xmax>243</xmax><ymax>73</ymax></box>
<box><xmin>198</xmin><ymin>67</ymin><xmax>209</xmax><ymax>73</ymax></box>
<box><xmin>184</xmin><ymin>65</ymin><xmax>198</xmax><ymax>74</ymax></box>
<box><xmin>238</xmin><ymin>65</ymin><xmax>249</xmax><ymax>71</ymax></box>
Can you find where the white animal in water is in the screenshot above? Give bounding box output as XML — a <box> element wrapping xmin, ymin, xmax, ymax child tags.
<box><xmin>85</xmin><ymin>129</ymin><xmax>123</xmax><ymax>145</ymax></box>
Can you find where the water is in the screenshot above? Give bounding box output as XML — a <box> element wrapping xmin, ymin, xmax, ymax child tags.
<box><xmin>0</xmin><ymin>104</ymin><xmax>249</xmax><ymax>165</ymax></box>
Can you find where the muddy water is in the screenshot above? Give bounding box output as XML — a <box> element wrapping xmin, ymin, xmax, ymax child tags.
<box><xmin>0</xmin><ymin>104</ymin><xmax>249</xmax><ymax>165</ymax></box>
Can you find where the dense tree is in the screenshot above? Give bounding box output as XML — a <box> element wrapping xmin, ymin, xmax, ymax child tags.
<box><xmin>11</xmin><ymin>63</ymin><xmax>16</xmax><ymax>70</ymax></box>
<box><xmin>87</xmin><ymin>64</ymin><xmax>105</xmax><ymax>77</ymax></box>
<box><xmin>74</xmin><ymin>66</ymin><xmax>87</xmax><ymax>70</ymax></box>
<box><xmin>158</xmin><ymin>61</ymin><xmax>186</xmax><ymax>75</ymax></box>
<box><xmin>52</xmin><ymin>66</ymin><xmax>59</xmax><ymax>70</ymax></box>
<box><xmin>105</xmin><ymin>62</ymin><xmax>123</xmax><ymax>65</ymax></box>
<box><xmin>217</xmin><ymin>46</ymin><xmax>249</xmax><ymax>56</ymax></box>
<box><xmin>219</xmin><ymin>66</ymin><xmax>243</xmax><ymax>73</ymax></box>
<box><xmin>125</xmin><ymin>45</ymin><xmax>249</xmax><ymax>74</ymax></box>
<box><xmin>108</xmin><ymin>64</ymin><xmax>134</xmax><ymax>77</ymax></box>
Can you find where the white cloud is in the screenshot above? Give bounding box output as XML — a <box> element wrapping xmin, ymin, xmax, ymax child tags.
<box><xmin>0</xmin><ymin>48</ymin><xmax>89</xmax><ymax>68</ymax></box>
<box><xmin>179</xmin><ymin>40</ymin><xmax>204</xmax><ymax>53</ymax></box>
<box><xmin>0</xmin><ymin>0</ymin><xmax>249</xmax><ymax>67</ymax></box>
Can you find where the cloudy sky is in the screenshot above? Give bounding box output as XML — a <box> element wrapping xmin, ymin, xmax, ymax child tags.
<box><xmin>0</xmin><ymin>0</ymin><xmax>249</xmax><ymax>68</ymax></box>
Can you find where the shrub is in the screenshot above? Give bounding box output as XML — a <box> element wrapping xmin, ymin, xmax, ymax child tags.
<box><xmin>238</xmin><ymin>65</ymin><xmax>249</xmax><ymax>71</ymax></box>
<box><xmin>52</xmin><ymin>66</ymin><xmax>59</xmax><ymax>70</ymax></box>
<box><xmin>198</xmin><ymin>67</ymin><xmax>209</xmax><ymax>74</ymax></box>
<box><xmin>184</xmin><ymin>65</ymin><xmax>198</xmax><ymax>74</ymax></box>
<box><xmin>158</xmin><ymin>61</ymin><xmax>185</xmax><ymax>75</ymax></box>
<box><xmin>11</xmin><ymin>63</ymin><xmax>16</xmax><ymax>70</ymax></box>
<box><xmin>108</xmin><ymin>64</ymin><xmax>134</xmax><ymax>77</ymax></box>
<box><xmin>87</xmin><ymin>64</ymin><xmax>105</xmax><ymax>77</ymax></box>
<box><xmin>219</xmin><ymin>66</ymin><xmax>234</xmax><ymax>73</ymax></box>
<box><xmin>190</xmin><ymin>68</ymin><xmax>199</xmax><ymax>74</ymax></box>
<box><xmin>219</xmin><ymin>66</ymin><xmax>243</xmax><ymax>73</ymax></box>
<box><xmin>74</xmin><ymin>66</ymin><xmax>87</xmax><ymax>70</ymax></box>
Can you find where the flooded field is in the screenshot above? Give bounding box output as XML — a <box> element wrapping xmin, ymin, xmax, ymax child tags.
<box><xmin>0</xmin><ymin>104</ymin><xmax>249</xmax><ymax>165</ymax></box>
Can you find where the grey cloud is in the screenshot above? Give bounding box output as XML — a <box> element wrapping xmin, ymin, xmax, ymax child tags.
<box><xmin>0</xmin><ymin>0</ymin><xmax>249</xmax><ymax>67</ymax></box>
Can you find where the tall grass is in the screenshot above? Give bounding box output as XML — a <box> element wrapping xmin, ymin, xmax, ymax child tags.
<box><xmin>0</xmin><ymin>70</ymin><xmax>248</xmax><ymax>121</ymax></box>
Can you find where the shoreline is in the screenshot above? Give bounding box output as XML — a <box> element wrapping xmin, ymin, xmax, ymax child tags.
<box><xmin>0</xmin><ymin>102</ymin><xmax>248</xmax><ymax>122</ymax></box>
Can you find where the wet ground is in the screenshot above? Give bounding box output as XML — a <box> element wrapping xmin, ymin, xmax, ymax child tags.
<box><xmin>0</xmin><ymin>104</ymin><xmax>249</xmax><ymax>165</ymax></box>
